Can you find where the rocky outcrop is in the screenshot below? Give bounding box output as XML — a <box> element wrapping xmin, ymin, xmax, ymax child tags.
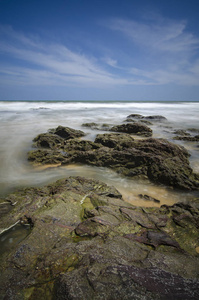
<box><xmin>0</xmin><ymin>177</ymin><xmax>199</xmax><ymax>299</ymax></box>
<box><xmin>28</xmin><ymin>128</ymin><xmax>199</xmax><ymax>190</ymax></box>
<box><xmin>95</xmin><ymin>132</ymin><xmax>135</xmax><ymax>150</ymax></box>
<box><xmin>138</xmin><ymin>194</ymin><xmax>160</xmax><ymax>203</ymax></box>
<box><xmin>174</xmin><ymin>135</ymin><xmax>199</xmax><ymax>142</ymax></box>
<box><xmin>49</xmin><ymin>125</ymin><xmax>85</xmax><ymax>140</ymax></box>
<box><xmin>126</xmin><ymin>114</ymin><xmax>167</xmax><ymax>123</ymax></box>
<box><xmin>33</xmin><ymin>133</ymin><xmax>65</xmax><ymax>149</ymax></box>
<box><xmin>110</xmin><ymin>122</ymin><xmax>153</xmax><ymax>137</ymax></box>
<box><xmin>172</xmin><ymin>128</ymin><xmax>199</xmax><ymax>142</ymax></box>
<box><xmin>82</xmin><ymin>122</ymin><xmax>111</xmax><ymax>131</ymax></box>
<box><xmin>81</xmin><ymin>121</ymin><xmax>153</xmax><ymax>136</ymax></box>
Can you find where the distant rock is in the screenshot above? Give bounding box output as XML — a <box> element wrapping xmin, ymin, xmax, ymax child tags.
<box><xmin>82</xmin><ymin>122</ymin><xmax>111</xmax><ymax>130</ymax></box>
<box><xmin>127</xmin><ymin>113</ymin><xmax>143</xmax><ymax>119</ymax></box>
<box><xmin>174</xmin><ymin>135</ymin><xmax>199</xmax><ymax>142</ymax></box>
<box><xmin>173</xmin><ymin>129</ymin><xmax>191</xmax><ymax>136</ymax></box>
<box><xmin>172</xmin><ymin>128</ymin><xmax>199</xmax><ymax>142</ymax></box>
<box><xmin>127</xmin><ymin>114</ymin><xmax>167</xmax><ymax>122</ymax></box>
<box><xmin>144</xmin><ymin>115</ymin><xmax>167</xmax><ymax>121</ymax></box>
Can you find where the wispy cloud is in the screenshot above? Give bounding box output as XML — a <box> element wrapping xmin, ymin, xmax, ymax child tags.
<box><xmin>0</xmin><ymin>16</ymin><xmax>199</xmax><ymax>89</ymax></box>
<box><xmin>102</xmin><ymin>56</ymin><xmax>118</xmax><ymax>68</ymax></box>
<box><xmin>105</xmin><ymin>15</ymin><xmax>199</xmax><ymax>86</ymax></box>
<box><xmin>0</xmin><ymin>25</ymin><xmax>126</xmax><ymax>87</ymax></box>
<box><xmin>107</xmin><ymin>17</ymin><xmax>199</xmax><ymax>54</ymax></box>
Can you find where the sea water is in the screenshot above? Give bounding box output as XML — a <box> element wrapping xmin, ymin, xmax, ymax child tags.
<box><xmin>0</xmin><ymin>101</ymin><xmax>199</xmax><ymax>207</ymax></box>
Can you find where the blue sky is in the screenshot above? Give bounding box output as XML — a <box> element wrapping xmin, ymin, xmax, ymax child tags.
<box><xmin>0</xmin><ymin>0</ymin><xmax>199</xmax><ymax>101</ymax></box>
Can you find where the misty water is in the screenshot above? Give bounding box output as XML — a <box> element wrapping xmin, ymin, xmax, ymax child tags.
<box><xmin>0</xmin><ymin>101</ymin><xmax>199</xmax><ymax>209</ymax></box>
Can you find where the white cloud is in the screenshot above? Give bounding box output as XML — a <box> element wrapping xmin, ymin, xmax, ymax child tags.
<box><xmin>0</xmin><ymin>20</ymin><xmax>199</xmax><ymax>88</ymax></box>
<box><xmin>105</xmin><ymin>15</ymin><xmax>199</xmax><ymax>86</ymax></box>
<box><xmin>102</xmin><ymin>56</ymin><xmax>118</xmax><ymax>68</ymax></box>
<box><xmin>108</xmin><ymin>17</ymin><xmax>199</xmax><ymax>54</ymax></box>
<box><xmin>0</xmin><ymin>25</ymin><xmax>127</xmax><ymax>87</ymax></box>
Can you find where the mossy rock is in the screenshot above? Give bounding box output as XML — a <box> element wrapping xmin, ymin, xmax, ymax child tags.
<box><xmin>0</xmin><ymin>177</ymin><xmax>199</xmax><ymax>299</ymax></box>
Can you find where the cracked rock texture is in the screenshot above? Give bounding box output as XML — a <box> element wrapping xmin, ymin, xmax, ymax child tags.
<box><xmin>0</xmin><ymin>176</ymin><xmax>199</xmax><ymax>299</ymax></box>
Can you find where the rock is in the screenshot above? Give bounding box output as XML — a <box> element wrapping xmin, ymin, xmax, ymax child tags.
<box><xmin>28</xmin><ymin>149</ymin><xmax>69</xmax><ymax>164</ymax></box>
<box><xmin>126</xmin><ymin>114</ymin><xmax>167</xmax><ymax>122</ymax></box>
<box><xmin>49</xmin><ymin>125</ymin><xmax>85</xmax><ymax>140</ymax></box>
<box><xmin>144</xmin><ymin>115</ymin><xmax>167</xmax><ymax>121</ymax></box>
<box><xmin>188</xmin><ymin>128</ymin><xmax>199</xmax><ymax>134</ymax></box>
<box><xmin>31</xmin><ymin>126</ymin><xmax>86</xmax><ymax>152</ymax></box>
<box><xmin>138</xmin><ymin>194</ymin><xmax>160</xmax><ymax>203</ymax></box>
<box><xmin>0</xmin><ymin>177</ymin><xmax>199</xmax><ymax>299</ymax></box>
<box><xmin>110</xmin><ymin>122</ymin><xmax>153</xmax><ymax>137</ymax></box>
<box><xmin>28</xmin><ymin>128</ymin><xmax>199</xmax><ymax>190</ymax></box>
<box><xmin>81</xmin><ymin>122</ymin><xmax>99</xmax><ymax>128</ymax></box>
<box><xmin>173</xmin><ymin>135</ymin><xmax>199</xmax><ymax>142</ymax></box>
<box><xmin>82</xmin><ymin>122</ymin><xmax>111</xmax><ymax>130</ymax></box>
<box><xmin>126</xmin><ymin>115</ymin><xmax>153</xmax><ymax>125</ymax></box>
<box><xmin>173</xmin><ymin>130</ymin><xmax>191</xmax><ymax>136</ymax></box>
<box><xmin>172</xmin><ymin>128</ymin><xmax>199</xmax><ymax>141</ymax></box>
<box><xmin>95</xmin><ymin>133</ymin><xmax>134</xmax><ymax>150</ymax></box>
<box><xmin>33</xmin><ymin>133</ymin><xmax>65</xmax><ymax>149</ymax></box>
<box><xmin>125</xmin><ymin>229</ymin><xmax>183</xmax><ymax>251</ymax></box>
<box><xmin>127</xmin><ymin>113</ymin><xmax>144</xmax><ymax>119</ymax></box>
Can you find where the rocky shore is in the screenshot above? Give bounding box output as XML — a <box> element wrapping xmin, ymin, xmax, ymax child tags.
<box><xmin>0</xmin><ymin>176</ymin><xmax>199</xmax><ymax>299</ymax></box>
<box><xmin>0</xmin><ymin>118</ymin><xmax>199</xmax><ymax>299</ymax></box>
<box><xmin>28</xmin><ymin>124</ymin><xmax>199</xmax><ymax>190</ymax></box>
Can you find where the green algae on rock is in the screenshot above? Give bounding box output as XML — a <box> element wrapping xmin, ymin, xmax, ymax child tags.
<box><xmin>0</xmin><ymin>176</ymin><xmax>199</xmax><ymax>299</ymax></box>
<box><xmin>110</xmin><ymin>122</ymin><xmax>153</xmax><ymax>137</ymax></box>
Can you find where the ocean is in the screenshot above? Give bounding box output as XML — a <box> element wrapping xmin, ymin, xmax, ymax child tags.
<box><xmin>0</xmin><ymin>101</ymin><xmax>199</xmax><ymax>207</ymax></box>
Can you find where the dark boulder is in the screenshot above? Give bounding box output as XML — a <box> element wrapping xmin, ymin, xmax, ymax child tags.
<box><xmin>81</xmin><ymin>122</ymin><xmax>98</xmax><ymax>128</ymax></box>
<box><xmin>82</xmin><ymin>122</ymin><xmax>111</xmax><ymax>131</ymax></box>
<box><xmin>127</xmin><ymin>113</ymin><xmax>143</xmax><ymax>119</ymax></box>
<box><xmin>28</xmin><ymin>149</ymin><xmax>69</xmax><ymax>164</ymax></box>
<box><xmin>174</xmin><ymin>135</ymin><xmax>199</xmax><ymax>142</ymax></box>
<box><xmin>173</xmin><ymin>129</ymin><xmax>191</xmax><ymax>136</ymax></box>
<box><xmin>33</xmin><ymin>133</ymin><xmax>65</xmax><ymax>149</ymax></box>
<box><xmin>127</xmin><ymin>114</ymin><xmax>167</xmax><ymax>122</ymax></box>
<box><xmin>49</xmin><ymin>125</ymin><xmax>85</xmax><ymax>140</ymax></box>
<box><xmin>95</xmin><ymin>133</ymin><xmax>134</xmax><ymax>150</ymax></box>
<box><xmin>188</xmin><ymin>128</ymin><xmax>199</xmax><ymax>134</ymax></box>
<box><xmin>110</xmin><ymin>122</ymin><xmax>153</xmax><ymax>137</ymax></box>
<box><xmin>139</xmin><ymin>194</ymin><xmax>160</xmax><ymax>203</ymax></box>
<box><xmin>144</xmin><ymin>115</ymin><xmax>167</xmax><ymax>121</ymax></box>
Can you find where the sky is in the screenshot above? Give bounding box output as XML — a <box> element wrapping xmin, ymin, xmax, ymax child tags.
<box><xmin>0</xmin><ymin>0</ymin><xmax>199</xmax><ymax>101</ymax></box>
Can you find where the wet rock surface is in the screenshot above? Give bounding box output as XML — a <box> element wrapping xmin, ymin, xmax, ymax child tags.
<box><xmin>28</xmin><ymin>126</ymin><xmax>199</xmax><ymax>190</ymax></box>
<box><xmin>126</xmin><ymin>114</ymin><xmax>167</xmax><ymax>123</ymax></box>
<box><xmin>49</xmin><ymin>125</ymin><xmax>85</xmax><ymax>140</ymax></box>
<box><xmin>172</xmin><ymin>128</ymin><xmax>199</xmax><ymax>142</ymax></box>
<box><xmin>81</xmin><ymin>120</ymin><xmax>153</xmax><ymax>135</ymax></box>
<box><xmin>174</xmin><ymin>135</ymin><xmax>199</xmax><ymax>142</ymax></box>
<box><xmin>0</xmin><ymin>176</ymin><xmax>199</xmax><ymax>299</ymax></box>
<box><xmin>82</xmin><ymin>122</ymin><xmax>112</xmax><ymax>131</ymax></box>
<box><xmin>110</xmin><ymin>122</ymin><xmax>153</xmax><ymax>137</ymax></box>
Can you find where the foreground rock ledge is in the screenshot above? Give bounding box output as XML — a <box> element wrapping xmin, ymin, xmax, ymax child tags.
<box><xmin>0</xmin><ymin>176</ymin><xmax>199</xmax><ymax>299</ymax></box>
<box><xmin>28</xmin><ymin>126</ymin><xmax>199</xmax><ymax>190</ymax></box>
